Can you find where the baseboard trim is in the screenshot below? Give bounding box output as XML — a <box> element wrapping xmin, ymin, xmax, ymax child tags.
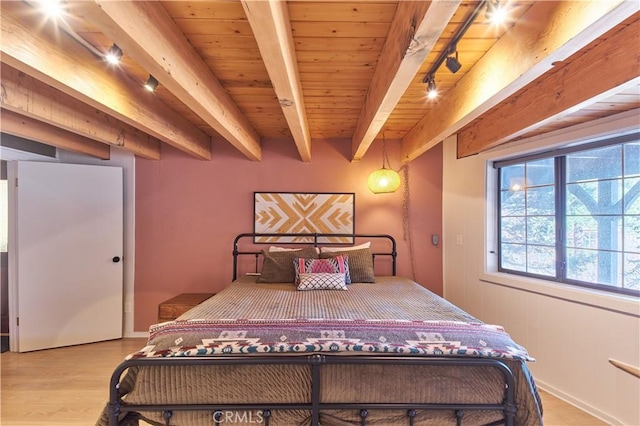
<box><xmin>536</xmin><ymin>380</ymin><xmax>618</xmax><ymax>425</ymax></box>
<box><xmin>124</xmin><ymin>331</ymin><xmax>148</xmax><ymax>338</ymax></box>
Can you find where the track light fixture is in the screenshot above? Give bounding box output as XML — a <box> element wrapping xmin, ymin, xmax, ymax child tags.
<box><xmin>39</xmin><ymin>0</ymin><xmax>64</xmax><ymax>18</ymax></box>
<box><xmin>445</xmin><ymin>50</ymin><xmax>462</xmax><ymax>74</ymax></box>
<box><xmin>422</xmin><ymin>0</ymin><xmax>513</xmax><ymax>98</ymax></box>
<box><xmin>144</xmin><ymin>75</ymin><xmax>159</xmax><ymax>92</ymax></box>
<box><xmin>425</xmin><ymin>75</ymin><xmax>438</xmax><ymax>100</ymax></box>
<box><xmin>486</xmin><ymin>0</ymin><xmax>508</xmax><ymax>25</ymax></box>
<box><xmin>105</xmin><ymin>44</ymin><xmax>123</xmax><ymax>65</ymax></box>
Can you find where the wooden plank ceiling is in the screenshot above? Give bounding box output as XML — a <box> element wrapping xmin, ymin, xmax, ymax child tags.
<box><xmin>1</xmin><ymin>1</ymin><xmax>638</xmax><ymax>162</ymax></box>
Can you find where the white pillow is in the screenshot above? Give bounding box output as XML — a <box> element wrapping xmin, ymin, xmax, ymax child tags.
<box><xmin>320</xmin><ymin>241</ymin><xmax>371</xmax><ymax>253</ymax></box>
<box><xmin>269</xmin><ymin>246</ymin><xmax>319</xmax><ymax>253</ymax></box>
<box><xmin>297</xmin><ymin>273</ymin><xmax>347</xmax><ymax>291</ymax></box>
<box><xmin>268</xmin><ymin>246</ymin><xmax>302</xmax><ymax>252</ymax></box>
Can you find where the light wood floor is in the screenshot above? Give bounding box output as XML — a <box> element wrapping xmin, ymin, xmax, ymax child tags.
<box><xmin>0</xmin><ymin>338</ymin><xmax>607</xmax><ymax>425</ymax></box>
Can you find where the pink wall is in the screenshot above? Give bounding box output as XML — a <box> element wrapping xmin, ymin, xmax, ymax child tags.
<box><xmin>134</xmin><ymin>138</ymin><xmax>443</xmax><ymax>331</ymax></box>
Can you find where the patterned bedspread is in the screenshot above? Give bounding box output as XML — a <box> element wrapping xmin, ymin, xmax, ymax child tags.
<box><xmin>130</xmin><ymin>318</ymin><xmax>533</xmax><ymax>361</ymax></box>
<box><xmin>98</xmin><ymin>276</ymin><xmax>543</xmax><ymax>426</ymax></box>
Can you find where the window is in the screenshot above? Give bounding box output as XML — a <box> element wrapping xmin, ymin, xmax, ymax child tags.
<box><xmin>496</xmin><ymin>133</ymin><xmax>640</xmax><ymax>296</ymax></box>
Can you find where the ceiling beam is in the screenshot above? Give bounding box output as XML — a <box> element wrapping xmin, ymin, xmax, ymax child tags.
<box><xmin>1</xmin><ymin>108</ymin><xmax>111</xmax><ymax>160</ymax></box>
<box><xmin>457</xmin><ymin>17</ymin><xmax>640</xmax><ymax>157</ymax></box>
<box><xmin>351</xmin><ymin>0</ymin><xmax>460</xmax><ymax>162</ymax></box>
<box><xmin>0</xmin><ymin>3</ymin><xmax>211</xmax><ymax>160</ymax></box>
<box><xmin>242</xmin><ymin>0</ymin><xmax>310</xmax><ymax>162</ymax></box>
<box><xmin>1</xmin><ymin>63</ymin><xmax>161</xmax><ymax>160</ymax></box>
<box><xmin>73</xmin><ymin>0</ymin><xmax>262</xmax><ymax>161</ymax></box>
<box><xmin>401</xmin><ymin>0</ymin><xmax>639</xmax><ymax>162</ymax></box>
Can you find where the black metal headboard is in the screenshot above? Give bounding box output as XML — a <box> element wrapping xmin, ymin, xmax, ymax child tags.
<box><xmin>232</xmin><ymin>233</ymin><xmax>397</xmax><ymax>280</ymax></box>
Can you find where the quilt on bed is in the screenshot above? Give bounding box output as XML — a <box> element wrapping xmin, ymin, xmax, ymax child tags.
<box><xmin>98</xmin><ymin>276</ymin><xmax>543</xmax><ymax>426</ymax></box>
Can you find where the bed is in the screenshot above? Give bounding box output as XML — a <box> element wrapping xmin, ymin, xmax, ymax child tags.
<box><xmin>99</xmin><ymin>233</ymin><xmax>543</xmax><ymax>426</ymax></box>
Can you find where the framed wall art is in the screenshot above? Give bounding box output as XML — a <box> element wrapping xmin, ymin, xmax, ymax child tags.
<box><xmin>253</xmin><ymin>192</ymin><xmax>355</xmax><ymax>244</ymax></box>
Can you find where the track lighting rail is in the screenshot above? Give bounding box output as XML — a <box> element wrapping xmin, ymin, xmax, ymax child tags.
<box><xmin>422</xmin><ymin>0</ymin><xmax>494</xmax><ymax>85</ymax></box>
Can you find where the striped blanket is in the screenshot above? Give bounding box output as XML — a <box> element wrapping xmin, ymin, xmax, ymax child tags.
<box><xmin>128</xmin><ymin>318</ymin><xmax>534</xmax><ymax>361</ymax></box>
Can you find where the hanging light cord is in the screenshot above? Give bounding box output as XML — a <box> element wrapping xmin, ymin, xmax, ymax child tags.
<box><xmin>382</xmin><ymin>134</ymin><xmax>416</xmax><ymax>279</ymax></box>
<box><xmin>381</xmin><ymin>134</ymin><xmax>392</xmax><ymax>169</ymax></box>
<box><xmin>401</xmin><ymin>164</ymin><xmax>417</xmax><ymax>281</ymax></box>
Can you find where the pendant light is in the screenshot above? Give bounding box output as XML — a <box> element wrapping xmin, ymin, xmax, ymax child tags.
<box><xmin>367</xmin><ymin>133</ymin><xmax>401</xmax><ymax>194</ymax></box>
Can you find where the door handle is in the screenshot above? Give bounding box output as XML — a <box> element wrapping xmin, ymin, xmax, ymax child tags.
<box><xmin>112</xmin><ymin>256</ymin><xmax>121</xmax><ymax>263</ymax></box>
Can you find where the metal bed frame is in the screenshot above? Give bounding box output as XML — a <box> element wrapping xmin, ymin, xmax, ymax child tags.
<box><xmin>232</xmin><ymin>232</ymin><xmax>398</xmax><ymax>280</ymax></box>
<box><xmin>106</xmin><ymin>233</ymin><xmax>519</xmax><ymax>426</ymax></box>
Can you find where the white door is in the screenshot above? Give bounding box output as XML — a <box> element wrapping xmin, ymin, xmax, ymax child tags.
<box><xmin>9</xmin><ymin>161</ymin><xmax>123</xmax><ymax>352</ymax></box>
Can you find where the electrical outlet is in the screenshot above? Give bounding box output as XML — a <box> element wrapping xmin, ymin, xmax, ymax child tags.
<box><xmin>456</xmin><ymin>234</ymin><xmax>463</xmax><ymax>246</ymax></box>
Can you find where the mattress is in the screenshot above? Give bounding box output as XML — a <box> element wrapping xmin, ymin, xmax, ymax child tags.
<box><xmin>181</xmin><ymin>275</ymin><xmax>479</xmax><ymax>322</ymax></box>
<box><xmin>97</xmin><ymin>276</ymin><xmax>543</xmax><ymax>426</ymax></box>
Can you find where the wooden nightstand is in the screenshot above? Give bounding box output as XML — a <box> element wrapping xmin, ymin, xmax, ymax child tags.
<box><xmin>158</xmin><ymin>293</ymin><xmax>215</xmax><ymax>322</ymax></box>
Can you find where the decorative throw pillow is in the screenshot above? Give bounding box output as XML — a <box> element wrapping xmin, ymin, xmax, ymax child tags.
<box><xmin>293</xmin><ymin>256</ymin><xmax>350</xmax><ymax>284</ymax></box>
<box><xmin>257</xmin><ymin>247</ymin><xmax>318</xmax><ymax>283</ymax></box>
<box><xmin>297</xmin><ymin>273</ymin><xmax>347</xmax><ymax>291</ymax></box>
<box><xmin>320</xmin><ymin>248</ymin><xmax>375</xmax><ymax>283</ymax></box>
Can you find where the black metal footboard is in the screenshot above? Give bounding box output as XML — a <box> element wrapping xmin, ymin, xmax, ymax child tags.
<box><xmin>107</xmin><ymin>355</ymin><xmax>517</xmax><ymax>426</ymax></box>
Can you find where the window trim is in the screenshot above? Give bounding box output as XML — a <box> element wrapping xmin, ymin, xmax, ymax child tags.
<box><xmin>495</xmin><ymin>132</ymin><xmax>640</xmax><ymax>297</ymax></box>
<box><xmin>492</xmin><ymin>132</ymin><xmax>639</xmax><ymax>169</ymax></box>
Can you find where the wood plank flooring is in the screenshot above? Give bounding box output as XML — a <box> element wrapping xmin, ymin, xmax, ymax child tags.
<box><xmin>0</xmin><ymin>338</ymin><xmax>607</xmax><ymax>425</ymax></box>
<box><xmin>1</xmin><ymin>338</ymin><xmax>146</xmax><ymax>425</ymax></box>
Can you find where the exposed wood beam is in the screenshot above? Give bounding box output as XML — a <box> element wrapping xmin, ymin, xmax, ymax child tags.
<box><xmin>1</xmin><ymin>108</ymin><xmax>111</xmax><ymax>160</ymax></box>
<box><xmin>0</xmin><ymin>3</ymin><xmax>211</xmax><ymax>160</ymax></box>
<box><xmin>401</xmin><ymin>0</ymin><xmax>638</xmax><ymax>162</ymax></box>
<box><xmin>0</xmin><ymin>63</ymin><xmax>160</xmax><ymax>160</ymax></box>
<box><xmin>457</xmin><ymin>18</ymin><xmax>640</xmax><ymax>157</ymax></box>
<box><xmin>242</xmin><ymin>0</ymin><xmax>310</xmax><ymax>162</ymax></box>
<box><xmin>73</xmin><ymin>1</ymin><xmax>262</xmax><ymax>161</ymax></box>
<box><xmin>351</xmin><ymin>0</ymin><xmax>460</xmax><ymax>162</ymax></box>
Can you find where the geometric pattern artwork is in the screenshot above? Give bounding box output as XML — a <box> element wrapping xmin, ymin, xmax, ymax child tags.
<box><xmin>254</xmin><ymin>192</ymin><xmax>355</xmax><ymax>244</ymax></box>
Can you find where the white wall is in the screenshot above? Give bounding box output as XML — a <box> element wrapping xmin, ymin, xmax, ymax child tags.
<box><xmin>442</xmin><ymin>110</ymin><xmax>640</xmax><ymax>426</ymax></box>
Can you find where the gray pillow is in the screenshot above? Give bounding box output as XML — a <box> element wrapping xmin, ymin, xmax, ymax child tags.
<box><xmin>320</xmin><ymin>248</ymin><xmax>375</xmax><ymax>283</ymax></box>
<box><xmin>257</xmin><ymin>247</ymin><xmax>319</xmax><ymax>283</ymax></box>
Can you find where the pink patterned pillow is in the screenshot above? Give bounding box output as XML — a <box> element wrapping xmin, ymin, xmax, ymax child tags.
<box><xmin>293</xmin><ymin>256</ymin><xmax>350</xmax><ymax>284</ymax></box>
